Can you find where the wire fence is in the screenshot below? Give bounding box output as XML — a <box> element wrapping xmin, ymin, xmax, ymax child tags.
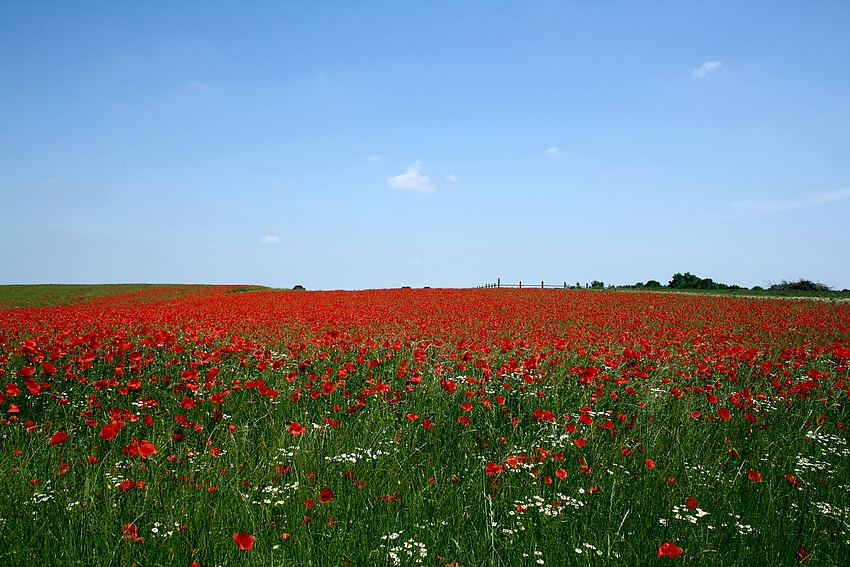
<box><xmin>477</xmin><ymin>278</ymin><xmax>573</xmax><ymax>289</ymax></box>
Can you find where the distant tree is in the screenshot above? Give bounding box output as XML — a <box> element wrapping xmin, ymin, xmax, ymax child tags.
<box><xmin>292</xmin><ymin>285</ymin><xmax>306</xmax><ymax>291</ymax></box>
<box><xmin>668</xmin><ymin>272</ymin><xmax>730</xmax><ymax>290</ymax></box>
<box><xmin>751</xmin><ymin>285</ymin><xmax>764</xmax><ymax>291</ymax></box>
<box><xmin>644</xmin><ymin>280</ymin><xmax>663</xmax><ymax>288</ymax></box>
<box><xmin>590</xmin><ymin>280</ymin><xmax>605</xmax><ymax>289</ymax></box>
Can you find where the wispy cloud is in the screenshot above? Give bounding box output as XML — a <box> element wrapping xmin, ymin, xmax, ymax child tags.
<box><xmin>387</xmin><ymin>162</ymin><xmax>434</xmax><ymax>191</ymax></box>
<box><xmin>693</xmin><ymin>61</ymin><xmax>722</xmax><ymax>78</ymax></box>
<box><xmin>191</xmin><ymin>81</ymin><xmax>209</xmax><ymax>89</ymax></box>
<box><xmin>446</xmin><ymin>173</ymin><xmax>460</xmax><ymax>182</ymax></box>
<box><xmin>732</xmin><ymin>187</ymin><xmax>850</xmax><ymax>213</ymax></box>
<box><xmin>260</xmin><ymin>235</ymin><xmax>282</xmax><ymax>244</ymax></box>
<box><xmin>545</xmin><ymin>147</ymin><xmax>561</xmax><ymax>156</ymax></box>
<box><xmin>811</xmin><ymin>187</ymin><xmax>850</xmax><ymax>205</ymax></box>
<box><xmin>368</xmin><ymin>154</ymin><xmax>381</xmax><ymax>162</ymax></box>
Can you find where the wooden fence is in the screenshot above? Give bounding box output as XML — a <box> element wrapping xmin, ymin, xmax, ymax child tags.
<box><xmin>477</xmin><ymin>278</ymin><xmax>571</xmax><ymax>289</ymax></box>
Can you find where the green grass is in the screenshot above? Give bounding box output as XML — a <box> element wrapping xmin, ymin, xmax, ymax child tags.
<box><xmin>2</xmin><ymin>341</ymin><xmax>849</xmax><ymax>565</ymax></box>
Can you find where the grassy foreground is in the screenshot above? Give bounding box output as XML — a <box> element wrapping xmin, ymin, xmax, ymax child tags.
<box><xmin>0</xmin><ymin>287</ymin><xmax>849</xmax><ymax>566</ymax></box>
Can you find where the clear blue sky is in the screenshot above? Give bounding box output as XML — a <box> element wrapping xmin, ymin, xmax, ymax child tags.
<box><xmin>2</xmin><ymin>1</ymin><xmax>849</xmax><ymax>290</ymax></box>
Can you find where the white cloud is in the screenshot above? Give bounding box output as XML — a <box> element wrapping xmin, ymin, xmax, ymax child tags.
<box><xmin>368</xmin><ymin>154</ymin><xmax>381</xmax><ymax>161</ymax></box>
<box><xmin>191</xmin><ymin>81</ymin><xmax>209</xmax><ymax>89</ymax></box>
<box><xmin>446</xmin><ymin>173</ymin><xmax>460</xmax><ymax>182</ymax></box>
<box><xmin>732</xmin><ymin>187</ymin><xmax>850</xmax><ymax>213</ymax></box>
<box><xmin>260</xmin><ymin>235</ymin><xmax>282</xmax><ymax>244</ymax></box>
<box><xmin>546</xmin><ymin>147</ymin><xmax>561</xmax><ymax>156</ymax></box>
<box><xmin>693</xmin><ymin>61</ymin><xmax>722</xmax><ymax>78</ymax></box>
<box><xmin>387</xmin><ymin>163</ymin><xmax>435</xmax><ymax>191</ymax></box>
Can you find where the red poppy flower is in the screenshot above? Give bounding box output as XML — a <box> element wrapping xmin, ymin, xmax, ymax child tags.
<box><xmin>457</xmin><ymin>416</ymin><xmax>470</xmax><ymax>426</ymax></box>
<box><xmin>718</xmin><ymin>408</ymin><xmax>731</xmax><ymax>420</ymax></box>
<box><xmin>556</xmin><ymin>468</ymin><xmax>568</xmax><ymax>480</ymax></box>
<box><xmin>747</xmin><ymin>469</ymin><xmax>762</xmax><ymax>482</ymax></box>
<box><xmin>645</xmin><ymin>459</ymin><xmax>656</xmax><ymax>469</ymax></box>
<box><xmin>579</xmin><ymin>414</ymin><xmax>593</xmax><ymax>425</ymax></box>
<box><xmin>119</xmin><ymin>479</ymin><xmax>135</xmax><ymax>492</ymax></box>
<box><xmin>125</xmin><ymin>439</ymin><xmax>157</xmax><ymax>459</ymax></box>
<box><xmin>320</xmin><ymin>488</ymin><xmax>334</xmax><ymax>503</ymax></box>
<box><xmin>121</xmin><ymin>523</ymin><xmax>143</xmax><ymax>542</ymax></box>
<box><xmin>422</xmin><ymin>418</ymin><xmax>434</xmax><ymax>429</ymax></box>
<box><xmin>574</xmin><ymin>438</ymin><xmax>586</xmax><ymax>448</ymax></box>
<box><xmin>100</xmin><ymin>424</ymin><xmax>119</xmax><ymax>441</ymax></box>
<box><xmin>288</xmin><ymin>422</ymin><xmax>306</xmax><ymax>435</ymax></box>
<box><xmin>233</xmin><ymin>532</ymin><xmax>254</xmax><ymax>550</ymax></box>
<box><xmin>484</xmin><ymin>462</ymin><xmax>502</xmax><ymax>476</ymax></box>
<box><xmin>686</xmin><ymin>497</ymin><xmax>698</xmax><ymax>509</ymax></box>
<box><xmin>49</xmin><ymin>431</ymin><xmax>68</xmax><ymax>446</ymax></box>
<box><xmin>405</xmin><ymin>413</ymin><xmax>418</xmax><ymax>421</ymax></box>
<box><xmin>460</xmin><ymin>402</ymin><xmax>472</xmax><ymax>412</ymax></box>
<box><xmin>784</xmin><ymin>474</ymin><xmax>802</xmax><ymax>487</ymax></box>
<box><xmin>304</xmin><ymin>498</ymin><xmax>314</xmax><ymax>509</ymax></box>
<box><xmin>657</xmin><ymin>542</ymin><xmax>683</xmax><ymax>557</ymax></box>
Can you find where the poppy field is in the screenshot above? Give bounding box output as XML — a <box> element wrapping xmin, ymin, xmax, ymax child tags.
<box><xmin>1</xmin><ymin>286</ymin><xmax>850</xmax><ymax>566</ymax></box>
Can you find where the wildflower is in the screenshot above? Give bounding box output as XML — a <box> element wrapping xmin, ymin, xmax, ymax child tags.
<box><xmin>124</xmin><ymin>439</ymin><xmax>157</xmax><ymax>459</ymax></box>
<box><xmin>100</xmin><ymin>424</ymin><xmax>119</xmax><ymax>441</ymax></box>
<box><xmin>785</xmin><ymin>474</ymin><xmax>802</xmax><ymax>487</ymax></box>
<box><xmin>233</xmin><ymin>532</ymin><xmax>254</xmax><ymax>550</ymax></box>
<box><xmin>121</xmin><ymin>523</ymin><xmax>144</xmax><ymax>542</ymax></box>
<box><xmin>747</xmin><ymin>469</ymin><xmax>762</xmax><ymax>482</ymax></box>
<box><xmin>320</xmin><ymin>488</ymin><xmax>334</xmax><ymax>504</ymax></box>
<box><xmin>656</xmin><ymin>542</ymin><xmax>683</xmax><ymax>557</ymax></box>
<box><xmin>485</xmin><ymin>462</ymin><xmax>502</xmax><ymax>476</ymax></box>
<box><xmin>50</xmin><ymin>431</ymin><xmax>68</xmax><ymax>446</ymax></box>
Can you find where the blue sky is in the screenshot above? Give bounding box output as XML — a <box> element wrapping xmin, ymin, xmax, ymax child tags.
<box><xmin>2</xmin><ymin>1</ymin><xmax>849</xmax><ymax>290</ymax></box>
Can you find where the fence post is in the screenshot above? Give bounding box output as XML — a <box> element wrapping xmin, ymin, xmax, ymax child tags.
<box><xmin>497</xmin><ymin>278</ymin><xmax>500</xmax><ymax>288</ymax></box>
<box><xmin>541</xmin><ymin>281</ymin><xmax>544</xmax><ymax>289</ymax></box>
<box><xmin>519</xmin><ymin>281</ymin><xmax>522</xmax><ymax>289</ymax></box>
<box><xmin>563</xmin><ymin>282</ymin><xmax>566</xmax><ymax>289</ymax></box>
